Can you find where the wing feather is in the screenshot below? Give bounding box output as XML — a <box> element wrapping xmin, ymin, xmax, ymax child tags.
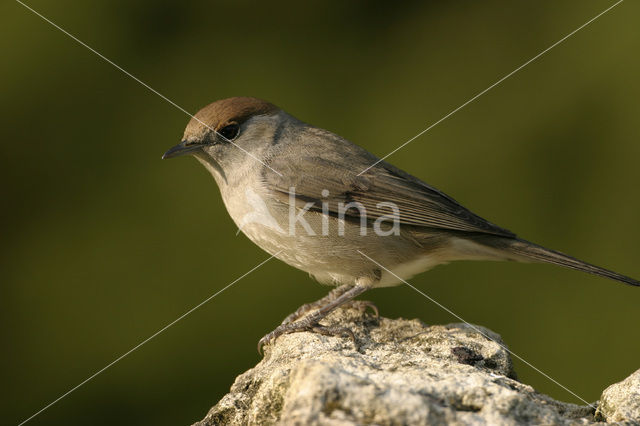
<box><xmin>262</xmin><ymin>129</ymin><xmax>515</xmax><ymax>238</ymax></box>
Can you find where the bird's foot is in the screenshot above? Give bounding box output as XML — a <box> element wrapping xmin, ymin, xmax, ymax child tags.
<box><xmin>312</xmin><ymin>325</ymin><xmax>355</xmax><ymax>343</ymax></box>
<box><xmin>279</xmin><ymin>285</ymin><xmax>353</xmax><ymax>326</ymax></box>
<box><xmin>279</xmin><ymin>291</ymin><xmax>379</xmax><ymax>327</ymax></box>
<box><xmin>258</xmin><ymin>319</ymin><xmax>356</xmax><ymax>355</ymax></box>
<box><xmin>259</xmin><ymin>301</ymin><xmax>376</xmax><ymax>354</ymax></box>
<box><xmin>344</xmin><ymin>300</ymin><xmax>379</xmax><ymax>319</ymax></box>
<box><xmin>257</xmin><ymin>302</ymin><xmax>378</xmax><ymax>355</ymax></box>
<box><xmin>258</xmin><ymin>283</ymin><xmax>371</xmax><ymax>355</ymax></box>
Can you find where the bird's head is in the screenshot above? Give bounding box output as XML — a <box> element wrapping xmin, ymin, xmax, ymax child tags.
<box><xmin>163</xmin><ymin>97</ymin><xmax>281</xmax><ymax>180</ymax></box>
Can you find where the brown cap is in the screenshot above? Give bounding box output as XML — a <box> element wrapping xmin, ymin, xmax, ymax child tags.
<box><xmin>184</xmin><ymin>97</ymin><xmax>278</xmax><ymax>139</ymax></box>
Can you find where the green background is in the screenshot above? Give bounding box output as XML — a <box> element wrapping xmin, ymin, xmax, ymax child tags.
<box><xmin>2</xmin><ymin>1</ymin><xmax>639</xmax><ymax>424</ymax></box>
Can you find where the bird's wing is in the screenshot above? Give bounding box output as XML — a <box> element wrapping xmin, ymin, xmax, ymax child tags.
<box><xmin>263</xmin><ymin>143</ymin><xmax>515</xmax><ymax>238</ymax></box>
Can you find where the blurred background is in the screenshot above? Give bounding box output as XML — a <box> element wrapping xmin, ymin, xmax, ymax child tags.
<box><xmin>2</xmin><ymin>0</ymin><xmax>639</xmax><ymax>424</ymax></box>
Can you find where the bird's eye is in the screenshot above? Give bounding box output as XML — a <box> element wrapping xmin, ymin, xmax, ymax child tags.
<box><xmin>218</xmin><ymin>123</ymin><xmax>240</xmax><ymax>140</ymax></box>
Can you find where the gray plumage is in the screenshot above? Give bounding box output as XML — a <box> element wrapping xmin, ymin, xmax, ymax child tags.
<box><xmin>163</xmin><ymin>97</ymin><xmax>639</xmax><ymax>351</ymax></box>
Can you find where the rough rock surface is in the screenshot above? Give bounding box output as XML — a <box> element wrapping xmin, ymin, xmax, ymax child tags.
<box><xmin>596</xmin><ymin>368</ymin><xmax>640</xmax><ymax>423</ymax></box>
<box><xmin>195</xmin><ymin>304</ymin><xmax>639</xmax><ymax>425</ymax></box>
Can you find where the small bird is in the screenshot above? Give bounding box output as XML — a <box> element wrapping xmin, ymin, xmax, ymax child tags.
<box><xmin>163</xmin><ymin>97</ymin><xmax>638</xmax><ymax>352</ymax></box>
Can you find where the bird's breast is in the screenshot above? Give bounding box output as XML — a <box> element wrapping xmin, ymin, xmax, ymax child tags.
<box><xmin>217</xmin><ymin>182</ymin><xmax>452</xmax><ymax>287</ymax></box>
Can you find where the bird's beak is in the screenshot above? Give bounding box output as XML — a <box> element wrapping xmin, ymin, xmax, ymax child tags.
<box><xmin>162</xmin><ymin>140</ymin><xmax>204</xmax><ymax>159</ymax></box>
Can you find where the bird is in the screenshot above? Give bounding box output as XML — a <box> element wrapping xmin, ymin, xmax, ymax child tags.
<box><xmin>163</xmin><ymin>96</ymin><xmax>639</xmax><ymax>353</ymax></box>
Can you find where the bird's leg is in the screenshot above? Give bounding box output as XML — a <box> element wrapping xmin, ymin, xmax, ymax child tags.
<box><xmin>311</xmin><ymin>325</ymin><xmax>355</xmax><ymax>343</ymax></box>
<box><xmin>258</xmin><ymin>281</ymin><xmax>372</xmax><ymax>354</ymax></box>
<box><xmin>279</xmin><ymin>284</ymin><xmax>353</xmax><ymax>325</ymax></box>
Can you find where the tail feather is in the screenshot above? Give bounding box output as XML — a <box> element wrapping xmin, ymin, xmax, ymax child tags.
<box><xmin>480</xmin><ymin>236</ymin><xmax>640</xmax><ymax>287</ymax></box>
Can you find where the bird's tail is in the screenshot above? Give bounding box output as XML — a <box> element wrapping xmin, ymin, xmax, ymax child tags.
<box><xmin>475</xmin><ymin>236</ymin><xmax>640</xmax><ymax>287</ymax></box>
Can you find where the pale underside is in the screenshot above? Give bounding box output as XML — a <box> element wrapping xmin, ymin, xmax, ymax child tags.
<box><xmin>227</xmin><ymin>195</ymin><xmax>515</xmax><ymax>288</ymax></box>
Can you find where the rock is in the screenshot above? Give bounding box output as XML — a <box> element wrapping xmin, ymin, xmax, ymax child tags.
<box><xmin>194</xmin><ymin>304</ymin><xmax>636</xmax><ymax>425</ymax></box>
<box><xmin>596</xmin><ymin>368</ymin><xmax>640</xmax><ymax>423</ymax></box>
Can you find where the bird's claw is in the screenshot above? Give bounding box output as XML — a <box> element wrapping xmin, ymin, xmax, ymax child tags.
<box><xmin>312</xmin><ymin>325</ymin><xmax>356</xmax><ymax>345</ymax></box>
<box><xmin>342</xmin><ymin>300</ymin><xmax>379</xmax><ymax>319</ymax></box>
<box><xmin>257</xmin><ymin>324</ymin><xmax>313</xmax><ymax>355</ymax></box>
<box><xmin>257</xmin><ymin>334</ymin><xmax>273</xmax><ymax>356</ymax></box>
